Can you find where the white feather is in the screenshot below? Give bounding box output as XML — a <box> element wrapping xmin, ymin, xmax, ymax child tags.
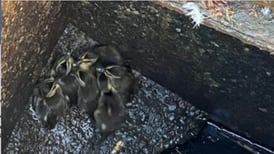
<box><xmin>261</xmin><ymin>7</ymin><xmax>271</xmax><ymax>16</ymax></box>
<box><xmin>182</xmin><ymin>2</ymin><xmax>205</xmax><ymax>29</ymax></box>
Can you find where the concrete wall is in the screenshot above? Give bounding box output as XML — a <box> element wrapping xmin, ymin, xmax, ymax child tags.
<box><xmin>1</xmin><ymin>1</ymin><xmax>69</xmax><ymax>149</ymax></box>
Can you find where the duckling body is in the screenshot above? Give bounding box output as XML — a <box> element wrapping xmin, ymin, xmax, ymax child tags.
<box><xmin>76</xmin><ymin>70</ymin><xmax>100</xmax><ymax>116</ymax></box>
<box><xmin>94</xmin><ymin>91</ymin><xmax>127</xmax><ymax>133</ymax></box>
<box><xmin>106</xmin><ymin>65</ymin><xmax>136</xmax><ymax>101</ymax></box>
<box><xmin>57</xmin><ymin>74</ymin><xmax>79</xmax><ymax>106</ymax></box>
<box><xmin>31</xmin><ymin>81</ymin><xmax>68</xmax><ymax>129</ymax></box>
<box><xmin>96</xmin><ymin>71</ymin><xmax>110</xmax><ymax>93</ymax></box>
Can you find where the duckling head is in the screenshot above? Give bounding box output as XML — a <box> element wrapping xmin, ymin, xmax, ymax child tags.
<box><xmin>51</xmin><ymin>53</ymin><xmax>74</xmax><ymax>77</ymax></box>
<box><xmin>32</xmin><ymin>76</ymin><xmax>55</xmax><ymax>97</ymax></box>
<box><xmin>77</xmin><ymin>51</ymin><xmax>98</xmax><ymax>72</ymax></box>
<box><xmin>105</xmin><ymin>65</ymin><xmax>136</xmax><ymax>101</ymax></box>
<box><xmin>94</xmin><ymin>46</ymin><xmax>123</xmax><ymax>67</ymax></box>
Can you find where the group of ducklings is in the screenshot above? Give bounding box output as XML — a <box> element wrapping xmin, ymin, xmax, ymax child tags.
<box><xmin>30</xmin><ymin>45</ymin><xmax>136</xmax><ymax>133</ymax></box>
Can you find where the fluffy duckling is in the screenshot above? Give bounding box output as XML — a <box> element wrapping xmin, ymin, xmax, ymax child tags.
<box><xmin>94</xmin><ymin>91</ymin><xmax>127</xmax><ymax>133</ymax></box>
<box><xmin>47</xmin><ymin>53</ymin><xmax>80</xmax><ymax>106</ymax></box>
<box><xmin>105</xmin><ymin>65</ymin><xmax>136</xmax><ymax>101</ymax></box>
<box><xmin>75</xmin><ymin>70</ymin><xmax>100</xmax><ymax>116</ymax></box>
<box><xmin>31</xmin><ymin>79</ymin><xmax>69</xmax><ymax>129</ymax></box>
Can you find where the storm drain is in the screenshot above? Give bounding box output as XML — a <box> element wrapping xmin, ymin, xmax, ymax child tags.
<box><xmin>4</xmin><ymin>25</ymin><xmax>206</xmax><ymax>153</ymax></box>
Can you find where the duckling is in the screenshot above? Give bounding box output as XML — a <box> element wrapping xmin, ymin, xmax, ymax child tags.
<box><xmin>94</xmin><ymin>91</ymin><xmax>127</xmax><ymax>133</ymax></box>
<box><xmin>75</xmin><ymin>70</ymin><xmax>100</xmax><ymax>116</ymax></box>
<box><xmin>31</xmin><ymin>80</ymin><xmax>69</xmax><ymax>129</ymax></box>
<box><xmin>105</xmin><ymin>65</ymin><xmax>136</xmax><ymax>101</ymax></box>
<box><xmin>50</xmin><ymin>52</ymin><xmax>74</xmax><ymax>78</ymax></box>
<box><xmin>93</xmin><ymin>45</ymin><xmax>123</xmax><ymax>68</ymax></box>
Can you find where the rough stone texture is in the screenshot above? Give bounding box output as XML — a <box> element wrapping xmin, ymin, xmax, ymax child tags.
<box><xmin>1</xmin><ymin>1</ymin><xmax>69</xmax><ymax>150</ymax></box>
<box><xmin>3</xmin><ymin>24</ymin><xmax>206</xmax><ymax>154</ymax></box>
<box><xmin>2</xmin><ymin>1</ymin><xmax>274</xmax><ymax>151</ymax></box>
<box><xmin>66</xmin><ymin>1</ymin><xmax>274</xmax><ymax>149</ymax></box>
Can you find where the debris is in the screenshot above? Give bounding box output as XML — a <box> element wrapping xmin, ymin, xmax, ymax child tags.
<box><xmin>182</xmin><ymin>2</ymin><xmax>206</xmax><ymax>28</ymax></box>
<box><xmin>111</xmin><ymin>141</ymin><xmax>125</xmax><ymax>154</ymax></box>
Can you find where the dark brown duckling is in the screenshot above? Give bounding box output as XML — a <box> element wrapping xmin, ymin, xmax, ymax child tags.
<box><xmin>94</xmin><ymin>91</ymin><xmax>127</xmax><ymax>133</ymax></box>
<box><xmin>31</xmin><ymin>80</ymin><xmax>69</xmax><ymax>129</ymax></box>
<box><xmin>75</xmin><ymin>70</ymin><xmax>100</xmax><ymax>116</ymax></box>
<box><xmin>57</xmin><ymin>74</ymin><xmax>80</xmax><ymax>107</ymax></box>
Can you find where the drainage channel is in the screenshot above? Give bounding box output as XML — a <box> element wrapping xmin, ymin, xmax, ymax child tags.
<box><xmin>162</xmin><ymin>121</ymin><xmax>274</xmax><ymax>154</ymax></box>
